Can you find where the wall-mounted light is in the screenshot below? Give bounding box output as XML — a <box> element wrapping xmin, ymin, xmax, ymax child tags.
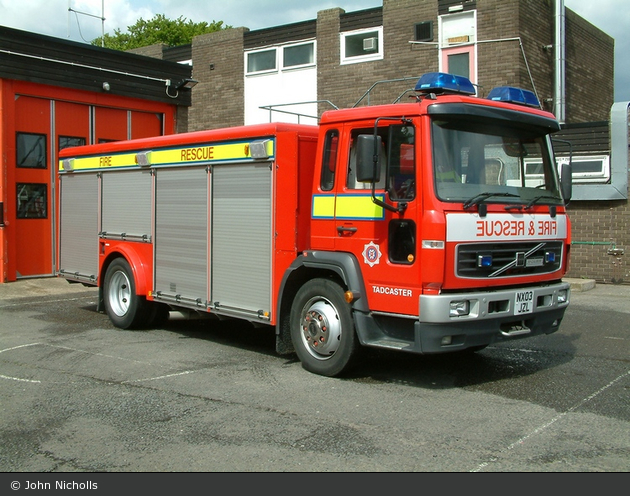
<box><xmin>165</xmin><ymin>78</ymin><xmax>198</xmax><ymax>98</ymax></box>
<box><xmin>174</xmin><ymin>78</ymin><xmax>198</xmax><ymax>90</ymax></box>
<box><xmin>102</xmin><ymin>82</ymin><xmax>111</xmax><ymax>91</ymax></box>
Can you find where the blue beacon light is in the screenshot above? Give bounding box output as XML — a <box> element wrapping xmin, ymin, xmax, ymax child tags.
<box><xmin>487</xmin><ymin>86</ymin><xmax>541</xmax><ymax>108</ymax></box>
<box><xmin>415</xmin><ymin>72</ymin><xmax>476</xmax><ymax>96</ymax></box>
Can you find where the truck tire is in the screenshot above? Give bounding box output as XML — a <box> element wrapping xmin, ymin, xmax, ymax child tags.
<box><xmin>290</xmin><ymin>278</ymin><xmax>359</xmax><ymax>377</ymax></box>
<box><xmin>103</xmin><ymin>257</ymin><xmax>148</xmax><ymax>329</ymax></box>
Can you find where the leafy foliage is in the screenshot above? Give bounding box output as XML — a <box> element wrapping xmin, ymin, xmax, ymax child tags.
<box><xmin>92</xmin><ymin>14</ymin><xmax>230</xmax><ymax>50</ymax></box>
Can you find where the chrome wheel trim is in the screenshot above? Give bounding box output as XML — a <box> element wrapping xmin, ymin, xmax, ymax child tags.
<box><xmin>108</xmin><ymin>270</ymin><xmax>131</xmax><ymax>317</ymax></box>
<box><xmin>299</xmin><ymin>297</ymin><xmax>342</xmax><ymax>360</ymax></box>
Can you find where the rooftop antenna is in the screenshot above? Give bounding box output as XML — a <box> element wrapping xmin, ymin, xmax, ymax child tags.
<box><xmin>68</xmin><ymin>0</ymin><xmax>105</xmax><ymax>47</ymax></box>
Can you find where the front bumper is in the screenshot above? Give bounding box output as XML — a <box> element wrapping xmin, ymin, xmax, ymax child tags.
<box><xmin>354</xmin><ymin>282</ymin><xmax>570</xmax><ymax>354</ymax></box>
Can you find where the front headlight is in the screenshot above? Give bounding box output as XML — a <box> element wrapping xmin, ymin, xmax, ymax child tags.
<box><xmin>449</xmin><ymin>300</ymin><xmax>470</xmax><ymax>317</ymax></box>
<box><xmin>557</xmin><ymin>289</ymin><xmax>569</xmax><ymax>304</ymax></box>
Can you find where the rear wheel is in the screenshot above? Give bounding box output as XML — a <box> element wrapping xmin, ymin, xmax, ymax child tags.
<box><xmin>103</xmin><ymin>258</ymin><xmax>148</xmax><ymax>329</ymax></box>
<box><xmin>290</xmin><ymin>278</ymin><xmax>359</xmax><ymax>377</ymax></box>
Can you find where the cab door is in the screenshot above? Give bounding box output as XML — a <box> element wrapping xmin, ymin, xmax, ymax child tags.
<box><xmin>333</xmin><ymin>124</ymin><xmax>420</xmax><ymax>316</ymax></box>
<box><xmin>310</xmin><ymin>128</ymin><xmax>340</xmax><ymax>250</ymax></box>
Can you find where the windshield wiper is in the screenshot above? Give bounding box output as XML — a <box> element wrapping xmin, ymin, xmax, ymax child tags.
<box><xmin>463</xmin><ymin>192</ymin><xmax>519</xmax><ymax>210</ymax></box>
<box><xmin>524</xmin><ymin>194</ymin><xmax>560</xmax><ymax>210</ymax></box>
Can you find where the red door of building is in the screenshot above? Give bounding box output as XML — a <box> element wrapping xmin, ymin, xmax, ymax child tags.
<box><xmin>131</xmin><ymin>111</ymin><xmax>163</xmax><ymax>139</ymax></box>
<box><xmin>14</xmin><ymin>95</ymin><xmax>53</xmax><ymax>278</ymax></box>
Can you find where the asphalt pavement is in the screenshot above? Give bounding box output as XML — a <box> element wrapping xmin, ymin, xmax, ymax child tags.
<box><xmin>1</xmin><ymin>275</ymin><xmax>628</xmax><ymax>474</ymax></box>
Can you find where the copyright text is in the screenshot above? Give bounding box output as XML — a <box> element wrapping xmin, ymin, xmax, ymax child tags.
<box><xmin>11</xmin><ymin>480</ymin><xmax>98</xmax><ymax>490</ymax></box>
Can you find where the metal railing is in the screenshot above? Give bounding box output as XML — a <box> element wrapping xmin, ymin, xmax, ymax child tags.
<box><xmin>352</xmin><ymin>76</ymin><xmax>423</xmax><ymax>107</ymax></box>
<box><xmin>259</xmin><ymin>100</ymin><xmax>338</xmax><ymax>124</ymax></box>
<box><xmin>260</xmin><ymin>77</ymin><xmax>425</xmax><ymax>122</ymax></box>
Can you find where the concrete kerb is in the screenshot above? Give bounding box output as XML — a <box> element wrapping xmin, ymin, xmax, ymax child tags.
<box><xmin>563</xmin><ymin>278</ymin><xmax>597</xmax><ymax>292</ymax></box>
<box><xmin>0</xmin><ymin>276</ymin><xmax>98</xmax><ymax>300</ymax></box>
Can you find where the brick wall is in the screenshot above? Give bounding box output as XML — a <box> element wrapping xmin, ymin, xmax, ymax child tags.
<box><xmin>566</xmin><ymin>200</ymin><xmax>629</xmax><ymax>284</ymax></box>
<box><xmin>316</xmin><ymin>1</ymin><xmax>439</xmax><ymax>114</ymax></box>
<box><xmin>189</xmin><ymin>27</ymin><xmax>249</xmax><ymax>131</ymax></box>
<box><xmin>316</xmin><ymin>8</ymin><xmax>343</xmax><ymax>116</ymax></box>
<box><xmin>516</xmin><ymin>0</ymin><xmax>555</xmax><ymax>110</ymax></box>
<box><xmin>561</xmin><ymin>7</ymin><xmax>620</xmax><ymax>283</ymax></box>
<box><xmin>476</xmin><ymin>0</ymin><xmax>525</xmax><ymax>96</ymax></box>
<box><xmin>564</xmin><ymin>9</ymin><xmax>614</xmax><ymax>123</ymax></box>
<box><xmin>126</xmin><ymin>44</ymin><xmax>167</xmax><ymax>59</ymax></box>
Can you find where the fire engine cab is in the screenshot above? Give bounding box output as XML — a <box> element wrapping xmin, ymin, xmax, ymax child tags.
<box><xmin>57</xmin><ymin>72</ymin><xmax>572</xmax><ymax>376</ymax></box>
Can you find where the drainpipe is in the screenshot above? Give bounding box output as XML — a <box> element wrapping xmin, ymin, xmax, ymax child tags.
<box><xmin>554</xmin><ymin>0</ymin><xmax>566</xmax><ymax>124</ymax></box>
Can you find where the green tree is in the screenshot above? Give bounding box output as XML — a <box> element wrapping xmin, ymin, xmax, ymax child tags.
<box><xmin>92</xmin><ymin>14</ymin><xmax>230</xmax><ymax>50</ymax></box>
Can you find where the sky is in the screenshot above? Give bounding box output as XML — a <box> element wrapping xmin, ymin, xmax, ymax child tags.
<box><xmin>1</xmin><ymin>0</ymin><xmax>628</xmax><ymax>102</ymax></box>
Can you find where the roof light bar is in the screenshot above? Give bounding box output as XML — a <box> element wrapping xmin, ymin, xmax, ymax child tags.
<box><xmin>415</xmin><ymin>72</ymin><xmax>476</xmax><ymax>96</ymax></box>
<box><xmin>487</xmin><ymin>86</ymin><xmax>540</xmax><ymax>108</ymax></box>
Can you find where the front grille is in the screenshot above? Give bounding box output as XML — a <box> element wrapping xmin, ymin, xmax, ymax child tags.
<box><xmin>457</xmin><ymin>241</ymin><xmax>563</xmax><ymax>278</ymax></box>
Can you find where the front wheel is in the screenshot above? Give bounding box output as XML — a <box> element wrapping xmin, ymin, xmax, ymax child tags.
<box><xmin>103</xmin><ymin>258</ymin><xmax>148</xmax><ymax>329</ymax></box>
<box><xmin>290</xmin><ymin>278</ymin><xmax>359</xmax><ymax>377</ymax></box>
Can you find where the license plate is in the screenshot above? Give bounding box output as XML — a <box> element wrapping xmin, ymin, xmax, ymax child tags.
<box><xmin>526</xmin><ymin>257</ymin><xmax>544</xmax><ymax>267</ymax></box>
<box><xmin>514</xmin><ymin>290</ymin><xmax>534</xmax><ymax>315</ymax></box>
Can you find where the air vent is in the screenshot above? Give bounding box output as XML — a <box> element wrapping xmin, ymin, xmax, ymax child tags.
<box><xmin>414</xmin><ymin>21</ymin><xmax>433</xmax><ymax>42</ymax></box>
<box><xmin>363</xmin><ymin>37</ymin><xmax>378</xmax><ymax>51</ymax></box>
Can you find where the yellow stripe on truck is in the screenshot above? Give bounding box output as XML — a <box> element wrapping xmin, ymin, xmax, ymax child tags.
<box><xmin>312</xmin><ymin>195</ymin><xmax>336</xmax><ymax>219</ymax></box>
<box><xmin>312</xmin><ymin>194</ymin><xmax>384</xmax><ymax>220</ymax></box>
<box><xmin>59</xmin><ymin>140</ymin><xmax>275</xmax><ymax>172</ymax></box>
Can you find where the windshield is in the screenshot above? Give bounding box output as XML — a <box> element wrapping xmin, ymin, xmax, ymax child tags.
<box><xmin>431</xmin><ymin>117</ymin><xmax>562</xmax><ymax>207</ymax></box>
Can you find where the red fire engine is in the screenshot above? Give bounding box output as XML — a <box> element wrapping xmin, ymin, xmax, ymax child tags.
<box><xmin>57</xmin><ymin>73</ymin><xmax>572</xmax><ymax>376</ymax></box>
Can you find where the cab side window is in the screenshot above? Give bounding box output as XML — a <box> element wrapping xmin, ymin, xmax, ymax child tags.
<box><xmin>387</xmin><ymin>125</ymin><xmax>416</xmax><ymax>200</ymax></box>
<box><xmin>346</xmin><ymin>128</ymin><xmax>387</xmax><ymax>190</ymax></box>
<box><xmin>321</xmin><ymin>130</ymin><xmax>339</xmax><ymax>191</ymax></box>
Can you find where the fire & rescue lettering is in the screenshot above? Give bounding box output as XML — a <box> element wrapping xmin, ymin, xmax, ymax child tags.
<box><xmin>476</xmin><ymin>219</ymin><xmax>557</xmax><ymax>238</ymax></box>
<box><xmin>99</xmin><ymin>156</ymin><xmax>112</xmax><ymax>167</ymax></box>
<box><xmin>181</xmin><ymin>146</ymin><xmax>214</xmax><ymax>162</ymax></box>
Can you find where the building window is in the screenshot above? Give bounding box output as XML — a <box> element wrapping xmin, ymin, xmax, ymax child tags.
<box><xmin>283</xmin><ymin>42</ymin><xmax>315</xmax><ymax>69</ymax></box>
<box><xmin>246</xmin><ymin>42</ymin><xmax>315</xmax><ymax>75</ymax></box>
<box><xmin>447</xmin><ymin>52</ymin><xmax>470</xmax><ymax>79</ymax></box>
<box><xmin>247</xmin><ymin>48</ymin><xmax>277</xmax><ymax>74</ymax></box>
<box><xmin>17</xmin><ymin>183</ymin><xmax>47</xmax><ymax>219</ymax></box>
<box><xmin>16</xmin><ymin>132</ymin><xmax>47</xmax><ymax>169</ymax></box>
<box><xmin>527</xmin><ymin>155</ymin><xmax>611</xmax><ymax>184</ymax></box>
<box><xmin>59</xmin><ymin>136</ymin><xmax>86</xmax><ymax>151</ymax></box>
<box><xmin>340</xmin><ymin>27</ymin><xmax>383</xmax><ymax>65</ymax></box>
